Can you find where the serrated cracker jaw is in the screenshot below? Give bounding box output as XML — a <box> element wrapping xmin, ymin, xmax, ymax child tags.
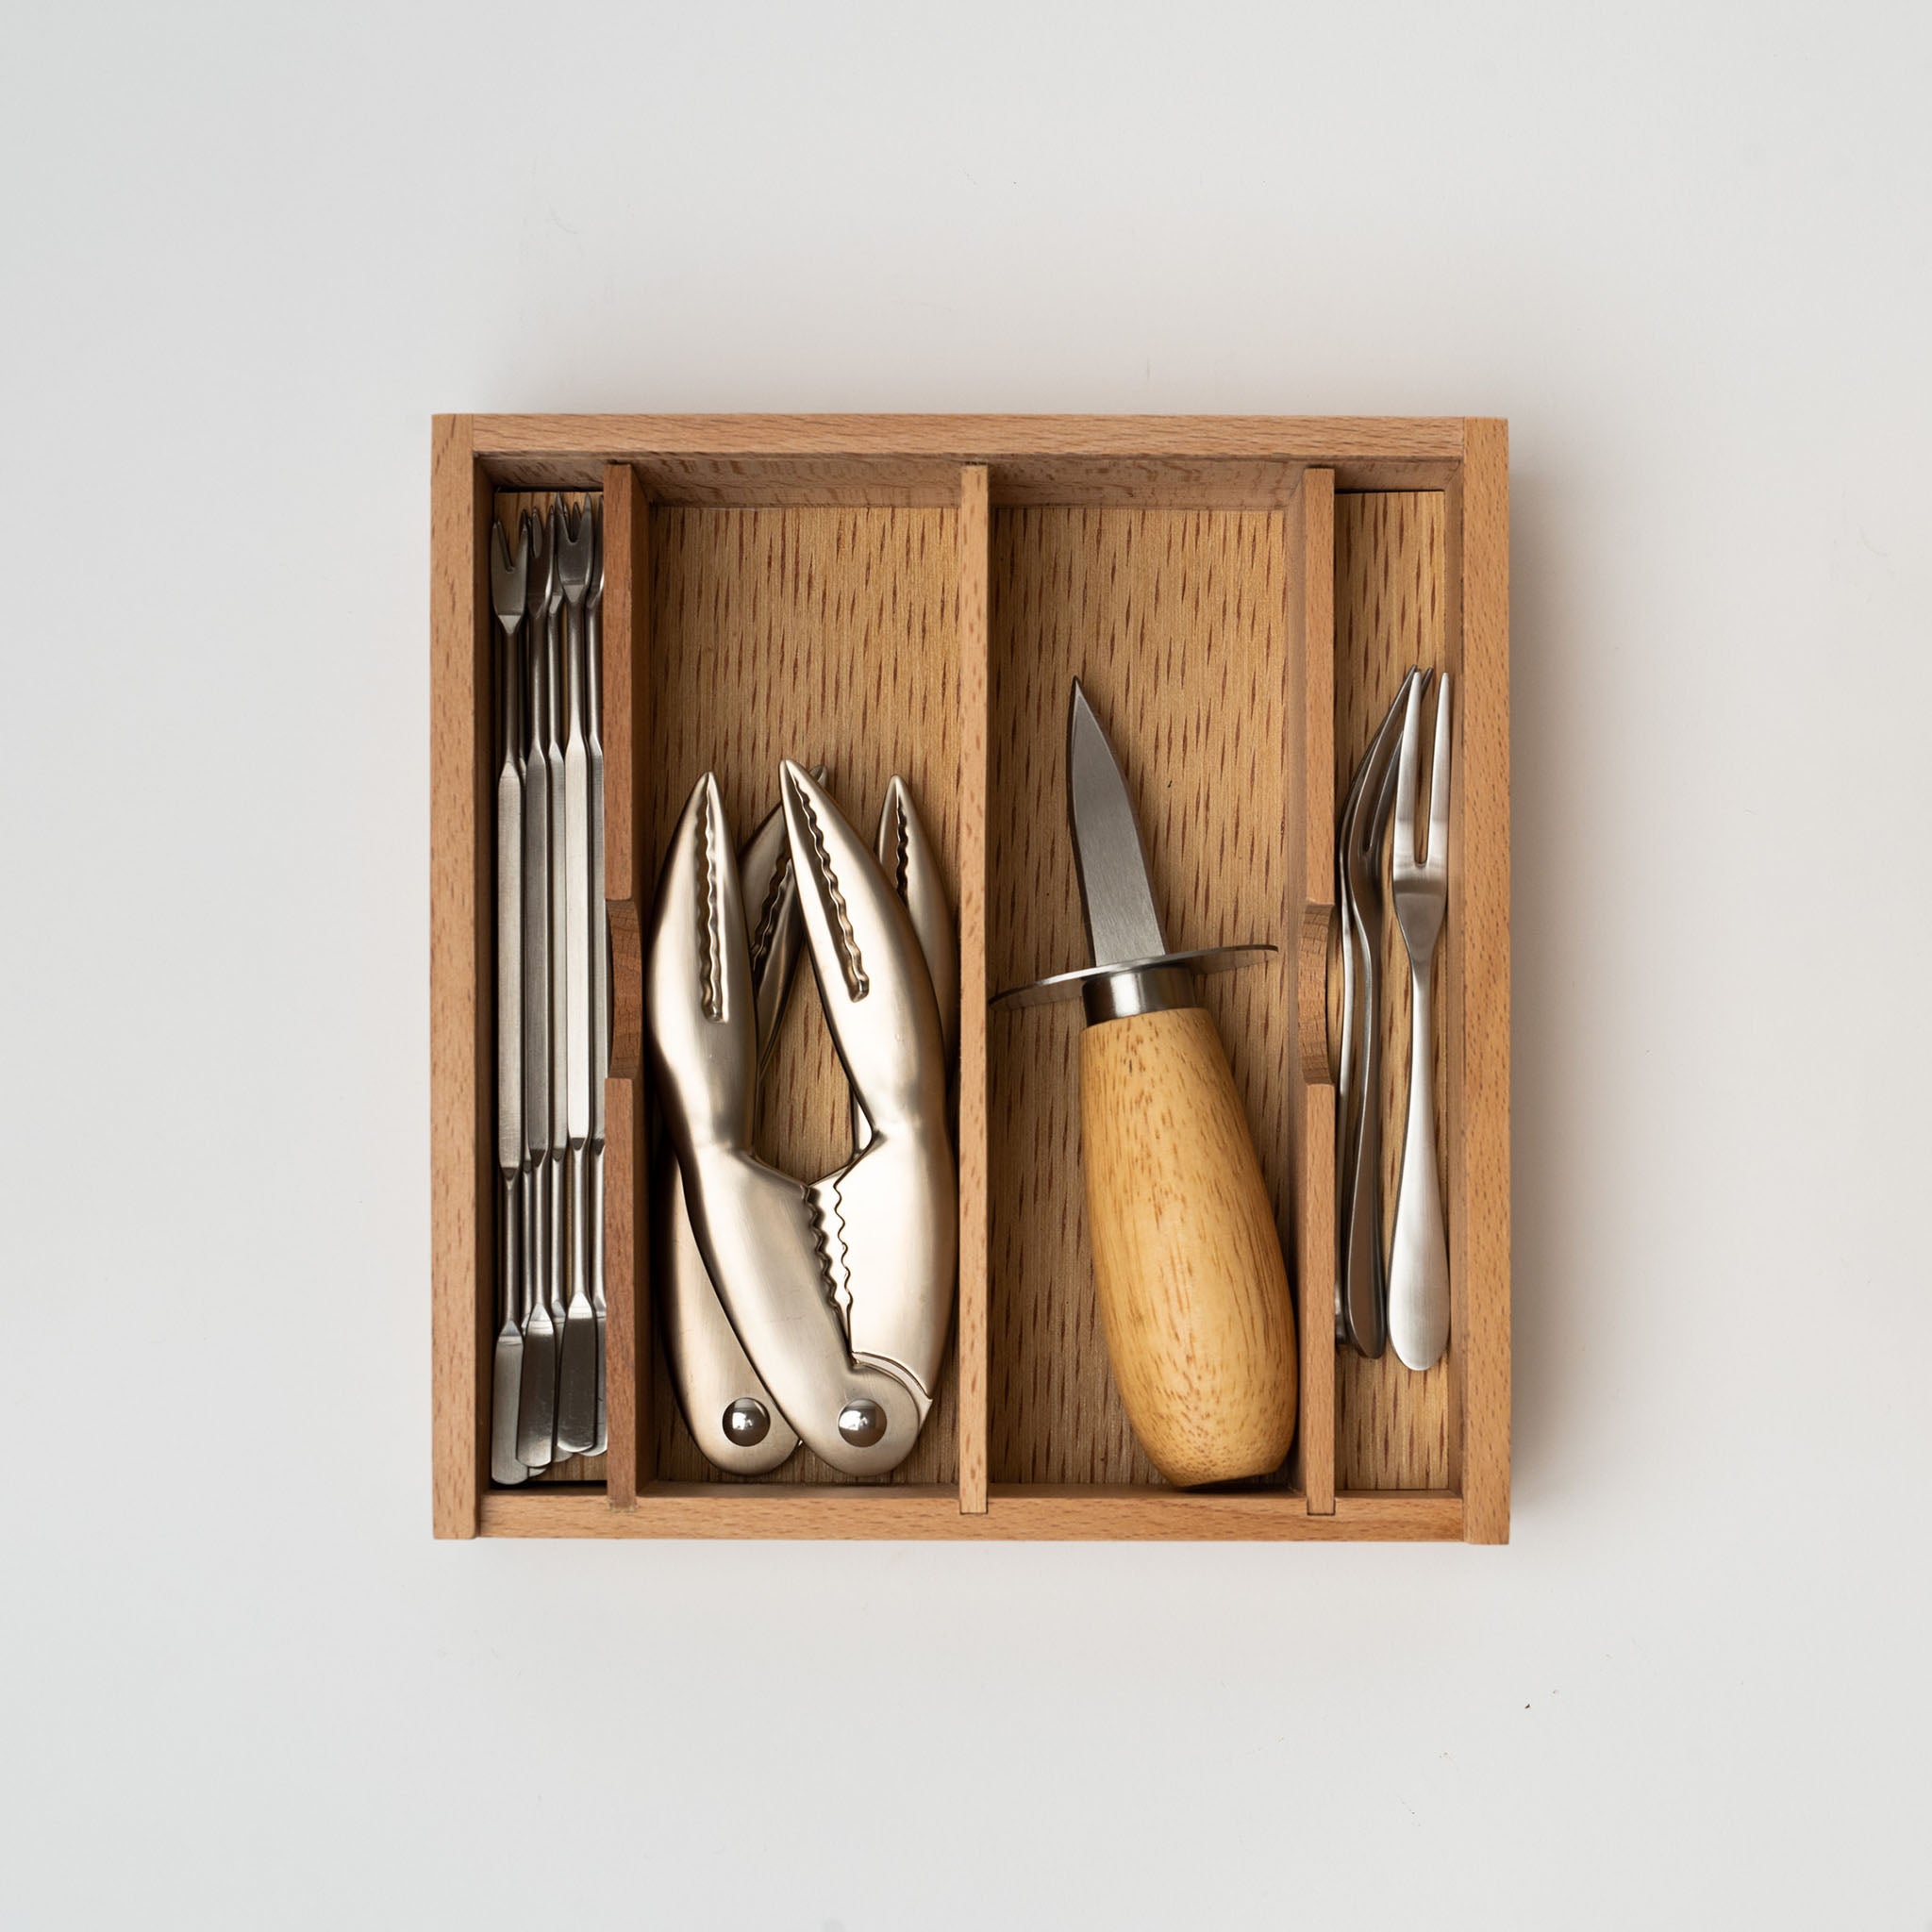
<box><xmin>646</xmin><ymin>766</ymin><xmax>956</xmax><ymax>1476</ymax></box>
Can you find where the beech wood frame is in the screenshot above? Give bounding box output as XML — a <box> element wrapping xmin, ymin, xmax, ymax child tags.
<box><xmin>430</xmin><ymin>414</ymin><xmax>1509</xmax><ymax>1543</ymax></box>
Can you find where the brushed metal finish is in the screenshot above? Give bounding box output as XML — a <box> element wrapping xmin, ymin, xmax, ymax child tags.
<box><xmin>780</xmin><ymin>763</ymin><xmax>956</xmax><ymax>1405</ymax></box>
<box><xmin>585</xmin><ymin>507</ymin><xmax>608</xmax><ymax>1455</ymax></box>
<box><xmin>1389</xmin><ymin>672</ymin><xmax>1452</xmax><ymax>1372</ymax></box>
<box><xmin>516</xmin><ymin>512</ymin><xmax>558</xmax><ymax>1469</ymax></box>
<box><xmin>1336</xmin><ymin>671</ymin><xmax>1417</xmax><ymax>1360</ymax></box>
<box><xmin>647</xmin><ymin>766</ymin><xmax>956</xmax><ymax>1476</ymax></box>
<box><xmin>853</xmin><ymin>774</ymin><xmax>957</xmax><ymax>1151</ymax></box>
<box><xmin>541</xmin><ymin>523</ymin><xmax>569</xmax><ymax>1364</ymax></box>
<box><xmin>995</xmin><ymin>685</ymin><xmax>1272</xmax><ymax>1017</ymax></box>
<box><xmin>1080</xmin><ymin>962</ymin><xmax>1198</xmax><ymax>1025</ymax></box>
<box><xmin>488</xmin><ymin>522</ymin><xmax>529</xmax><ymax>1487</ymax></box>
<box><xmin>657</xmin><ymin>791</ymin><xmax>808</xmax><ymax>1476</ymax></box>
<box><xmin>991</xmin><ymin>943</ymin><xmax>1274</xmax><ymax>1011</ymax></box>
<box><xmin>553</xmin><ymin>502</ymin><xmax>598</xmax><ymax>1454</ymax></box>
<box><xmin>1068</xmin><ymin>677</ymin><xmax>1168</xmax><ymax>966</ymax></box>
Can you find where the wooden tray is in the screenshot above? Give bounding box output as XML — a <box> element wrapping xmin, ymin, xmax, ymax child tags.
<box><xmin>430</xmin><ymin>415</ymin><xmax>1509</xmax><ymax>1542</ymax></box>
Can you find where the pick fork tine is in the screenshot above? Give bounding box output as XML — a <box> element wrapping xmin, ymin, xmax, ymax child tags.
<box><xmin>1393</xmin><ymin>669</ymin><xmax>1434</xmax><ymax>875</ymax></box>
<box><xmin>490</xmin><ymin>516</ymin><xmax>527</xmax><ymax>621</ymax></box>
<box><xmin>1427</xmin><ymin>673</ymin><xmax>1451</xmax><ymax>873</ymax></box>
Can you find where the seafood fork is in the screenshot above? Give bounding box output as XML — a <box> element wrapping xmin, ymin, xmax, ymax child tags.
<box><xmin>516</xmin><ymin>508</ymin><xmax>559</xmax><ymax>1469</ymax></box>
<box><xmin>542</xmin><ymin>508</ymin><xmax>570</xmax><ymax>1375</ymax></box>
<box><xmin>553</xmin><ymin>501</ymin><xmax>599</xmax><ymax>1455</ymax></box>
<box><xmin>585</xmin><ymin>507</ymin><xmax>608</xmax><ymax>1456</ymax></box>
<box><xmin>1389</xmin><ymin>671</ymin><xmax>1452</xmax><ymax>1370</ymax></box>
<box><xmin>489</xmin><ymin>519</ymin><xmax>528</xmax><ymax>1486</ymax></box>
<box><xmin>1336</xmin><ymin>669</ymin><xmax>1418</xmax><ymax>1358</ymax></box>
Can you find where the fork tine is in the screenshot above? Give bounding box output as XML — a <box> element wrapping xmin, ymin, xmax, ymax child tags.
<box><xmin>1426</xmin><ymin>673</ymin><xmax>1452</xmax><ymax>872</ymax></box>
<box><xmin>1348</xmin><ymin>670</ymin><xmax>1418</xmax><ymax>867</ymax></box>
<box><xmin>1392</xmin><ymin>670</ymin><xmax>1431</xmax><ymax>874</ymax></box>
<box><xmin>489</xmin><ymin>516</ymin><xmax>528</xmax><ymax>617</ymax></box>
<box><xmin>555</xmin><ymin>495</ymin><xmax>594</xmax><ymax>596</ymax></box>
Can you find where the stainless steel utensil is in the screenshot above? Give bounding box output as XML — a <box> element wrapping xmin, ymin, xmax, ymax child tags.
<box><xmin>585</xmin><ymin>505</ymin><xmax>608</xmax><ymax>1456</ymax></box>
<box><xmin>553</xmin><ymin>501</ymin><xmax>599</xmax><ymax>1454</ymax></box>
<box><xmin>489</xmin><ymin>519</ymin><xmax>528</xmax><ymax>1487</ymax></box>
<box><xmin>658</xmin><ymin>791</ymin><xmax>810</xmax><ymax>1475</ymax></box>
<box><xmin>852</xmin><ymin>776</ymin><xmax>958</xmax><ymax>1149</ymax></box>
<box><xmin>646</xmin><ymin>765</ymin><xmax>956</xmax><ymax>1476</ymax></box>
<box><xmin>1389</xmin><ymin>671</ymin><xmax>1452</xmax><ymax>1370</ymax></box>
<box><xmin>516</xmin><ymin>509</ymin><xmax>559</xmax><ymax>1469</ymax></box>
<box><xmin>658</xmin><ymin>771</ymin><xmax>951</xmax><ymax>1475</ymax></box>
<box><xmin>990</xmin><ymin>680</ymin><xmax>1295</xmax><ymax>1489</ymax></box>
<box><xmin>1336</xmin><ymin>670</ymin><xmax>1419</xmax><ymax>1359</ymax></box>
<box><xmin>536</xmin><ymin>513</ymin><xmax>573</xmax><ymax>1464</ymax></box>
<box><xmin>542</xmin><ymin>514</ymin><xmax>570</xmax><ymax>1376</ymax></box>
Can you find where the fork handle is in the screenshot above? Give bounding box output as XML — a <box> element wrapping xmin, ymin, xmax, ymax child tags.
<box><xmin>1388</xmin><ymin>958</ymin><xmax>1450</xmax><ymax>1369</ymax></box>
<box><xmin>1339</xmin><ymin>905</ymin><xmax>1389</xmax><ymax>1359</ymax></box>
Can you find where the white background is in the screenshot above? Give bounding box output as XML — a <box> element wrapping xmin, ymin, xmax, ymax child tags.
<box><xmin>4</xmin><ymin>4</ymin><xmax>1928</xmax><ymax>1925</ymax></box>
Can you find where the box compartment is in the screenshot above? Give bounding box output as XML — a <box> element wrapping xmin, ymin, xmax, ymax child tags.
<box><xmin>641</xmin><ymin>502</ymin><xmax>965</xmax><ymax>1488</ymax></box>
<box><xmin>986</xmin><ymin>500</ymin><xmax>1309</xmax><ymax>1490</ymax></box>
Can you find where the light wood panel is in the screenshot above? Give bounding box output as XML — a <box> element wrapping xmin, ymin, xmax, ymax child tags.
<box><xmin>956</xmin><ymin>468</ymin><xmax>991</xmax><ymax>1511</ymax></box>
<box><xmin>471</xmin><ymin>414</ymin><xmax>1466</xmax><ymax>502</ymax></box>
<box><xmin>986</xmin><ymin>508</ymin><xmax>1301</xmax><ymax>1487</ymax></box>
<box><xmin>1289</xmin><ymin>471</ymin><xmax>1338</xmax><ymax>1513</ymax></box>
<box><xmin>1333</xmin><ymin>492</ymin><xmax>1452</xmax><ymax>1491</ymax></box>
<box><xmin>429</xmin><ymin>415</ymin><xmax>488</xmax><ymax>1538</ymax></box>
<box><xmin>601</xmin><ymin>463</ymin><xmax>652</xmax><ymax>1504</ymax></box>
<box><xmin>480</xmin><ymin>1485</ymin><xmax>1463</xmax><ymax>1541</ymax></box>
<box><xmin>1080</xmin><ymin>1006</ymin><xmax>1298</xmax><ymax>1486</ymax></box>
<box><xmin>644</xmin><ymin>505</ymin><xmax>963</xmax><ymax>1484</ymax></box>
<box><xmin>1456</xmin><ymin>421</ymin><xmax>1511</xmax><ymax>1542</ymax></box>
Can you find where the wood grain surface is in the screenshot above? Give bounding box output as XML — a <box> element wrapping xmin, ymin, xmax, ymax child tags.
<box><xmin>987</xmin><ymin>508</ymin><xmax>1300</xmax><ymax>1487</ymax></box>
<box><xmin>1080</xmin><ymin>1006</ymin><xmax>1298</xmax><ymax>1486</ymax></box>
<box><xmin>479</xmin><ymin>1484</ymin><xmax>1463</xmax><ymax>1541</ymax></box>
<box><xmin>1289</xmin><ymin>472</ymin><xmax>1338</xmax><ymax>1513</ymax></box>
<box><xmin>469</xmin><ymin>414</ymin><xmax>1467</xmax><ymax>500</ymax></box>
<box><xmin>956</xmin><ymin>469</ymin><xmax>991</xmax><ymax>1509</ymax></box>
<box><xmin>1333</xmin><ymin>492</ymin><xmax>1452</xmax><ymax>1491</ymax></box>
<box><xmin>643</xmin><ymin>504</ymin><xmax>963</xmax><ymax>1484</ymax></box>
<box><xmin>600</xmin><ymin>463</ymin><xmax>651</xmax><ymax>1503</ymax></box>
<box><xmin>429</xmin><ymin>415</ymin><xmax>488</xmax><ymax>1538</ymax></box>
<box><xmin>1455</xmin><ymin>422</ymin><xmax>1511</xmax><ymax>1541</ymax></box>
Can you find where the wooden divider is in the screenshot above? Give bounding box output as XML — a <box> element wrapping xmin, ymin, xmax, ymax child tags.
<box><xmin>601</xmin><ymin>462</ymin><xmax>652</xmax><ymax>1506</ymax></box>
<box><xmin>1290</xmin><ymin>470</ymin><xmax>1338</xmax><ymax>1514</ymax></box>
<box><xmin>1455</xmin><ymin>420</ymin><xmax>1511</xmax><ymax>1543</ymax></box>
<box><xmin>429</xmin><ymin>415</ymin><xmax>489</xmax><ymax>1539</ymax></box>
<box><xmin>956</xmin><ymin>466</ymin><xmax>991</xmax><ymax>1512</ymax></box>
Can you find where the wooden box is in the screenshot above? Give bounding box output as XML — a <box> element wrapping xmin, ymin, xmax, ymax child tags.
<box><xmin>431</xmin><ymin>415</ymin><xmax>1509</xmax><ymax>1542</ymax></box>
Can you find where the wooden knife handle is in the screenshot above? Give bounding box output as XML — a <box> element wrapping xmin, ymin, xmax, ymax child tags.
<box><xmin>1079</xmin><ymin>1004</ymin><xmax>1298</xmax><ymax>1487</ymax></box>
